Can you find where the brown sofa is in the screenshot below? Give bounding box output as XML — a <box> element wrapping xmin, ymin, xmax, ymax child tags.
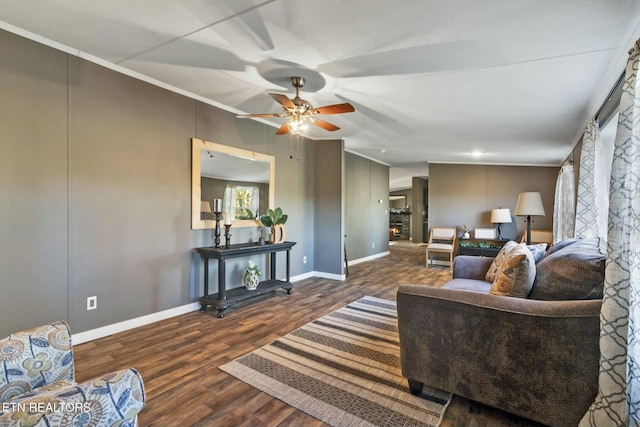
<box><xmin>397</xmin><ymin>237</ymin><xmax>605</xmax><ymax>427</ymax></box>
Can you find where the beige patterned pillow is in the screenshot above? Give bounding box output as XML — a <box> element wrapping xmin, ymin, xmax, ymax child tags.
<box><xmin>485</xmin><ymin>240</ymin><xmax>518</xmax><ymax>282</ymax></box>
<box><xmin>490</xmin><ymin>243</ymin><xmax>536</xmax><ymax>298</ymax></box>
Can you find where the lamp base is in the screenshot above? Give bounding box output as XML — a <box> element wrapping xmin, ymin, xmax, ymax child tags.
<box><xmin>525</xmin><ymin>215</ymin><xmax>532</xmax><ymax>245</ymax></box>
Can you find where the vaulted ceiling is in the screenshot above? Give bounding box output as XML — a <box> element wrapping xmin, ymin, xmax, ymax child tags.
<box><xmin>1</xmin><ymin>0</ymin><xmax>639</xmax><ymax>189</ymax></box>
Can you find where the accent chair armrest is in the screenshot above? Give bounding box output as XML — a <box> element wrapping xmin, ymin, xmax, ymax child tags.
<box><xmin>396</xmin><ymin>284</ymin><xmax>601</xmax><ymax>427</ymax></box>
<box><xmin>452</xmin><ymin>255</ymin><xmax>494</xmax><ymax>280</ymax></box>
<box><xmin>0</xmin><ymin>368</ymin><xmax>146</xmax><ymax>427</ymax></box>
<box><xmin>0</xmin><ymin>321</ymin><xmax>74</xmax><ymax>398</ymax></box>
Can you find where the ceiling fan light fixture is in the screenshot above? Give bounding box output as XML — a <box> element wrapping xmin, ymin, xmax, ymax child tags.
<box><xmin>289</xmin><ymin>116</ymin><xmax>310</xmax><ymax>135</ymax></box>
<box><xmin>236</xmin><ymin>76</ymin><xmax>354</xmax><ymax>135</ymax></box>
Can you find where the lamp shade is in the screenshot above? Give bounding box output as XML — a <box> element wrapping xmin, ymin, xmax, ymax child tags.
<box><xmin>490</xmin><ymin>208</ymin><xmax>512</xmax><ymax>224</ymax></box>
<box><xmin>200</xmin><ymin>201</ymin><xmax>212</xmax><ymax>213</ymax></box>
<box><xmin>514</xmin><ymin>192</ymin><xmax>545</xmax><ymax>216</ymax></box>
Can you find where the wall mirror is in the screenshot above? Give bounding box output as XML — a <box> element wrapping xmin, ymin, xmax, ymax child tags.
<box><xmin>191</xmin><ymin>138</ymin><xmax>275</xmax><ymax>230</ymax></box>
<box><xmin>389</xmin><ymin>195</ymin><xmax>407</xmax><ymax>210</ymax></box>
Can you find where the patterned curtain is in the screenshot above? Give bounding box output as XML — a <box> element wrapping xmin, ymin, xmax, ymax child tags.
<box><xmin>552</xmin><ymin>160</ymin><xmax>575</xmax><ymax>244</ymax></box>
<box><xmin>580</xmin><ymin>39</ymin><xmax>640</xmax><ymax>427</ymax></box>
<box><xmin>250</xmin><ymin>186</ymin><xmax>260</xmax><ymax>218</ymax></box>
<box><xmin>575</xmin><ymin>119</ymin><xmax>609</xmax><ymax>248</ymax></box>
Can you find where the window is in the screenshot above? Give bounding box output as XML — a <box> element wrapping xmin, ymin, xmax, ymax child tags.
<box><xmin>223</xmin><ymin>185</ymin><xmax>260</xmax><ymax>220</ymax></box>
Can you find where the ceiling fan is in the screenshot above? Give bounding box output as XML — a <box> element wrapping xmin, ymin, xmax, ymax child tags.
<box><xmin>236</xmin><ymin>76</ymin><xmax>355</xmax><ymax>135</ymax></box>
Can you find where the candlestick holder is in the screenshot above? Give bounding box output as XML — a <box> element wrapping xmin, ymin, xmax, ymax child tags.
<box><xmin>224</xmin><ymin>224</ymin><xmax>232</xmax><ymax>248</ymax></box>
<box><xmin>214</xmin><ymin>212</ymin><xmax>222</xmax><ymax>248</ymax></box>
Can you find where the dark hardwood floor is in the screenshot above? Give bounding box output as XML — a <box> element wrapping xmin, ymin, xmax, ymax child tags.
<box><xmin>73</xmin><ymin>242</ymin><xmax>545</xmax><ymax>427</ymax></box>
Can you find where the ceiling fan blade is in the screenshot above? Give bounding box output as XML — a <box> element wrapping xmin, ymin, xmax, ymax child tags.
<box><xmin>312</xmin><ymin>103</ymin><xmax>355</xmax><ymax>115</ymax></box>
<box><xmin>269</xmin><ymin>93</ymin><xmax>295</xmax><ymax>109</ymax></box>
<box><xmin>313</xmin><ymin>119</ymin><xmax>340</xmax><ymax>132</ymax></box>
<box><xmin>236</xmin><ymin>113</ymin><xmax>284</xmax><ymax>118</ymax></box>
<box><xmin>275</xmin><ymin>121</ymin><xmax>290</xmax><ymax>135</ymax></box>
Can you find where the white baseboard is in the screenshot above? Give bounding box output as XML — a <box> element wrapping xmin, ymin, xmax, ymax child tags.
<box><xmin>73</xmin><ymin>302</ymin><xmax>201</xmax><ymax>345</ymax></box>
<box><xmin>312</xmin><ymin>271</ymin><xmax>346</xmax><ymax>281</ymax></box>
<box><xmin>348</xmin><ymin>251</ymin><xmax>390</xmax><ymax>266</ymax></box>
<box><xmin>73</xmin><ymin>270</ymin><xmax>347</xmax><ymax>345</ymax></box>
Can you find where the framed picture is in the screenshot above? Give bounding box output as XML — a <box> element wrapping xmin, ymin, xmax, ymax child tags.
<box><xmin>475</xmin><ymin>228</ymin><xmax>497</xmax><ymax>239</ymax></box>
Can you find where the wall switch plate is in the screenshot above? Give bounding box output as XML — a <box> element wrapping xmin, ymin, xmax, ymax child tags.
<box><xmin>303</xmin><ymin>256</ymin><xmax>308</xmax><ymax>264</ymax></box>
<box><xmin>87</xmin><ymin>296</ymin><xmax>97</xmax><ymax>311</ymax></box>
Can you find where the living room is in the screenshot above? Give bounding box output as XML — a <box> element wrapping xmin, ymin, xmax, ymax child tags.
<box><xmin>2</xmin><ymin>2</ymin><xmax>640</xmax><ymax>426</ymax></box>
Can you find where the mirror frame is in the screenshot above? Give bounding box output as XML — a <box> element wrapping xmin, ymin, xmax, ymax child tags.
<box><xmin>191</xmin><ymin>138</ymin><xmax>275</xmax><ymax>230</ymax></box>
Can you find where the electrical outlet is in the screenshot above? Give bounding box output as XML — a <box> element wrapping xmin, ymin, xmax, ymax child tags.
<box><xmin>372</xmin><ymin>242</ymin><xmax>375</xmax><ymax>249</ymax></box>
<box><xmin>303</xmin><ymin>256</ymin><xmax>308</xmax><ymax>264</ymax></box>
<box><xmin>87</xmin><ymin>296</ymin><xmax>97</xmax><ymax>311</ymax></box>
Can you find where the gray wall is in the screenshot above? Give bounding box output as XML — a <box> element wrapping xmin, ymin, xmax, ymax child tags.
<box><xmin>411</xmin><ymin>177</ymin><xmax>428</xmax><ymax>243</ymax></box>
<box><xmin>313</xmin><ymin>140</ymin><xmax>344</xmax><ymax>275</ymax></box>
<box><xmin>0</xmin><ymin>29</ymin><xmax>322</xmax><ymax>337</ymax></box>
<box><xmin>344</xmin><ymin>152</ymin><xmax>390</xmax><ymax>261</ymax></box>
<box><xmin>429</xmin><ymin>163</ymin><xmax>559</xmax><ymax>241</ymax></box>
<box><xmin>67</xmin><ymin>57</ymin><xmax>194</xmax><ymax>331</ymax></box>
<box><xmin>0</xmin><ymin>30</ymin><xmax>69</xmax><ymax>334</ymax></box>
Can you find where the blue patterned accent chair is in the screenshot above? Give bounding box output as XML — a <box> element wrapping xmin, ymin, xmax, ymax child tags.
<box><xmin>0</xmin><ymin>321</ymin><xmax>145</xmax><ymax>427</ymax></box>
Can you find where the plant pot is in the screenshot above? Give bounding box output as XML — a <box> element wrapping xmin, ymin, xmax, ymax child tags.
<box><xmin>244</xmin><ymin>270</ymin><xmax>260</xmax><ymax>290</ymax></box>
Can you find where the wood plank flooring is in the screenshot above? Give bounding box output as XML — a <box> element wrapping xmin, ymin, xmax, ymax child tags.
<box><xmin>73</xmin><ymin>242</ymin><xmax>545</xmax><ymax>427</ymax></box>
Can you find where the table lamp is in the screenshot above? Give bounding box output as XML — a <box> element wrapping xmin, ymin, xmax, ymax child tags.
<box><xmin>490</xmin><ymin>208</ymin><xmax>512</xmax><ymax>240</ymax></box>
<box><xmin>514</xmin><ymin>192</ymin><xmax>545</xmax><ymax>244</ymax></box>
<box><xmin>200</xmin><ymin>201</ymin><xmax>211</xmax><ymax>221</ymax></box>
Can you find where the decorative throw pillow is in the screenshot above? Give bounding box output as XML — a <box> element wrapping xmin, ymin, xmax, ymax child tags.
<box><xmin>527</xmin><ymin>243</ymin><xmax>548</xmax><ymax>263</ymax></box>
<box><xmin>485</xmin><ymin>240</ymin><xmax>517</xmax><ymax>282</ymax></box>
<box><xmin>489</xmin><ymin>243</ymin><xmax>536</xmax><ymax>298</ymax></box>
<box><xmin>528</xmin><ymin>237</ymin><xmax>605</xmax><ymax>300</ymax></box>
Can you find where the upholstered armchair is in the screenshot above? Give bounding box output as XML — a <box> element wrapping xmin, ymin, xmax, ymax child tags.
<box><xmin>0</xmin><ymin>321</ymin><xmax>145</xmax><ymax>427</ymax></box>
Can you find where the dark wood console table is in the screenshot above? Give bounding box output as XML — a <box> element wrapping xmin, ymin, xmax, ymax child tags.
<box><xmin>194</xmin><ymin>241</ymin><xmax>296</xmax><ymax>317</ymax></box>
<box><xmin>458</xmin><ymin>239</ymin><xmax>507</xmax><ymax>257</ymax></box>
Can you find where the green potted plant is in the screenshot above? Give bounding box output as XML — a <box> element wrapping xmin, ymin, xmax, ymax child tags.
<box><xmin>243</xmin><ymin>261</ymin><xmax>262</xmax><ymax>290</ymax></box>
<box><xmin>259</xmin><ymin>207</ymin><xmax>288</xmax><ymax>243</ymax></box>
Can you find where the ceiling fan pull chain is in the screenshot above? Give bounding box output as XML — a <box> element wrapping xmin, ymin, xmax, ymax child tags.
<box><xmin>289</xmin><ymin>133</ymin><xmax>294</xmax><ymax>159</ymax></box>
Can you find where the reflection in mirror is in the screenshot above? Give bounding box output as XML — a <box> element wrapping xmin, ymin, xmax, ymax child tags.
<box><xmin>191</xmin><ymin>138</ymin><xmax>275</xmax><ymax>230</ymax></box>
<box><xmin>389</xmin><ymin>195</ymin><xmax>407</xmax><ymax>210</ymax></box>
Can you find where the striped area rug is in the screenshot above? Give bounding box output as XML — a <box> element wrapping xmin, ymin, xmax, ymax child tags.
<box><xmin>219</xmin><ymin>296</ymin><xmax>451</xmax><ymax>427</ymax></box>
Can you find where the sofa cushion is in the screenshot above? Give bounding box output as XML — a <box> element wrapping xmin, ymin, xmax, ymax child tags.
<box><xmin>529</xmin><ymin>237</ymin><xmax>605</xmax><ymax>300</ymax></box>
<box><xmin>490</xmin><ymin>243</ymin><xmax>536</xmax><ymax>298</ymax></box>
<box><xmin>441</xmin><ymin>278</ymin><xmax>492</xmax><ymax>294</ymax></box>
<box><xmin>542</xmin><ymin>237</ymin><xmax>579</xmax><ymax>257</ymax></box>
<box><xmin>485</xmin><ymin>240</ymin><xmax>518</xmax><ymax>282</ymax></box>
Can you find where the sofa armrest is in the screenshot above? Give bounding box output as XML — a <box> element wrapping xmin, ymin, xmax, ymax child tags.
<box><xmin>452</xmin><ymin>255</ymin><xmax>494</xmax><ymax>280</ymax></box>
<box><xmin>396</xmin><ymin>284</ymin><xmax>601</xmax><ymax>427</ymax></box>
<box><xmin>0</xmin><ymin>368</ymin><xmax>145</xmax><ymax>427</ymax></box>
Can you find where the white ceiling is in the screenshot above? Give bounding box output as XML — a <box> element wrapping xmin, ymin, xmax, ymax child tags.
<box><xmin>2</xmin><ymin>0</ymin><xmax>639</xmax><ymax>190</ymax></box>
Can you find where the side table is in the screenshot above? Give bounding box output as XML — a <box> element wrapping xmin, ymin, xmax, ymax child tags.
<box><xmin>194</xmin><ymin>241</ymin><xmax>296</xmax><ymax>317</ymax></box>
<box><xmin>458</xmin><ymin>239</ymin><xmax>507</xmax><ymax>257</ymax></box>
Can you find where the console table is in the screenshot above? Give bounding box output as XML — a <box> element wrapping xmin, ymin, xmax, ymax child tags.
<box><xmin>458</xmin><ymin>239</ymin><xmax>507</xmax><ymax>257</ymax></box>
<box><xmin>194</xmin><ymin>241</ymin><xmax>296</xmax><ymax>317</ymax></box>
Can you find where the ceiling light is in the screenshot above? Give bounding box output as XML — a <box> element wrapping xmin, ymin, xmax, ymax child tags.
<box><xmin>289</xmin><ymin>116</ymin><xmax>309</xmax><ymax>135</ymax></box>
